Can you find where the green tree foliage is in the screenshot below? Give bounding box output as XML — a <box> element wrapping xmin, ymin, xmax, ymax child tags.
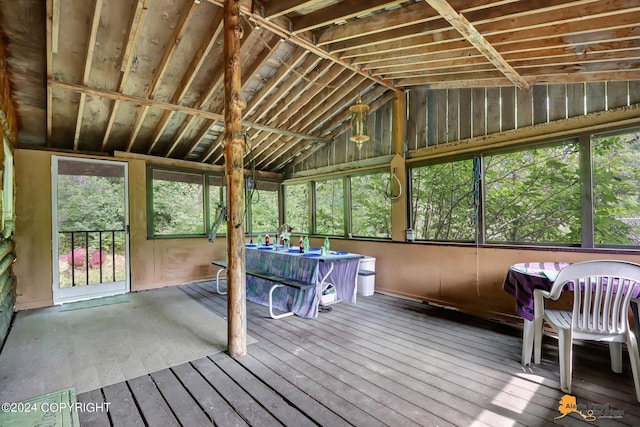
<box><xmin>485</xmin><ymin>144</ymin><xmax>581</xmax><ymax>243</ymax></box>
<box><xmin>152</xmin><ymin>178</ymin><xmax>204</xmax><ymax>235</ymax></box>
<box><xmin>411</xmin><ymin>160</ymin><xmax>475</xmax><ymax>240</ymax></box>
<box><xmin>249</xmin><ymin>189</ymin><xmax>278</xmax><ymax>233</ymax></box>
<box><xmin>351</xmin><ymin>173</ymin><xmax>391</xmax><ymax>238</ymax></box>
<box><xmin>58</xmin><ymin>175</ymin><xmax>125</xmax><ymax>231</ymax></box>
<box><xmin>410</xmin><ymin>131</ymin><xmax>640</xmax><ymax>246</ymax></box>
<box><xmin>57</xmin><ymin>174</ymin><xmax>126</xmax><ymax>253</ymax></box>
<box><xmin>593</xmin><ymin>132</ymin><xmax>640</xmax><ymax>245</ymax></box>
<box><xmin>284</xmin><ymin>184</ymin><xmax>310</xmax><ymax>234</ymax></box>
<box><xmin>316</xmin><ymin>179</ymin><xmax>344</xmax><ymax>235</ymax></box>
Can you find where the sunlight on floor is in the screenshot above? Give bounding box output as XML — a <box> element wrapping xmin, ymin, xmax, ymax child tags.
<box><xmin>482</xmin><ymin>373</ymin><xmax>545</xmax><ymax>422</ymax></box>
<box><xmin>470</xmin><ymin>410</ymin><xmax>516</xmax><ymax>427</ymax></box>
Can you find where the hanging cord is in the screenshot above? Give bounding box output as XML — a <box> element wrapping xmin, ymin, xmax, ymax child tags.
<box><xmin>233</xmin><ymin>132</ymin><xmax>259</xmax><ymax>230</ymax></box>
<box><xmin>473</xmin><ymin>156</ymin><xmax>482</xmax><ymax>296</ymax></box>
<box><xmin>385</xmin><ymin>167</ymin><xmax>402</xmax><ymax>200</ymax></box>
<box><xmin>473</xmin><ymin>156</ymin><xmax>482</xmax><ymax>223</ymax></box>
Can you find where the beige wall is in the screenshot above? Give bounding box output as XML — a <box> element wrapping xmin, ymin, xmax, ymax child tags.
<box><xmin>14</xmin><ymin>149</ymin><xmax>226</xmax><ymax>310</ymax></box>
<box><xmin>319</xmin><ymin>238</ymin><xmax>640</xmax><ymax>322</ymax></box>
<box><xmin>14</xmin><ymin>148</ymin><xmax>640</xmax><ymax>320</ymax></box>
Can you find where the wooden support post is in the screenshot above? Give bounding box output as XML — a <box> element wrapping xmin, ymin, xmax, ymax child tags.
<box><xmin>224</xmin><ymin>0</ymin><xmax>246</xmax><ymax>358</ymax></box>
<box><xmin>391</xmin><ymin>91</ymin><xmax>408</xmax><ymax>242</ymax></box>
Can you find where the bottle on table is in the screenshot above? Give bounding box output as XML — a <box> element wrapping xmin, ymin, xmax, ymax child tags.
<box><xmin>304</xmin><ymin>236</ymin><xmax>309</xmax><ymax>253</ymax></box>
<box><xmin>257</xmin><ymin>234</ymin><xmax>263</xmax><ymax>246</ymax></box>
<box><xmin>265</xmin><ymin>234</ymin><xmax>270</xmax><ymax>246</ymax></box>
<box><xmin>323</xmin><ymin>237</ymin><xmax>330</xmax><ymax>255</ymax></box>
<box><xmin>299</xmin><ymin>236</ymin><xmax>304</xmax><ymax>253</ymax></box>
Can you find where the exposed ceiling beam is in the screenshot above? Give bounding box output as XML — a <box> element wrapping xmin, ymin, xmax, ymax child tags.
<box><xmin>260</xmin><ymin>0</ymin><xmax>317</xmax><ymax>20</ymax></box>
<box><xmin>73</xmin><ymin>0</ymin><xmax>103</xmax><ymax>150</ymax></box>
<box><xmin>49</xmin><ymin>80</ymin><xmax>330</xmax><ymax>143</ymax></box>
<box><xmin>292</xmin><ymin>0</ymin><xmax>405</xmax><ymax>33</ymax></box>
<box><xmin>206</xmin><ymin>0</ymin><xmax>399</xmax><ymax>91</ymax></box>
<box><xmin>180</xmin><ymin>33</ymin><xmax>281</xmax><ymax>160</ymax></box>
<box><xmin>287</xmin><ymin>89</ymin><xmax>394</xmax><ymax>170</ymax></box>
<box><xmin>125</xmin><ymin>0</ymin><xmax>199</xmax><ymax>152</ymax></box>
<box><xmin>145</xmin><ymin>8</ymin><xmax>224</xmax><ymax>155</ymax></box>
<box><xmin>100</xmin><ymin>0</ymin><xmax>150</xmax><ymax>152</ymax></box>
<box><xmin>423</xmin><ymin>0</ymin><xmax>529</xmax><ymax>89</ymax></box>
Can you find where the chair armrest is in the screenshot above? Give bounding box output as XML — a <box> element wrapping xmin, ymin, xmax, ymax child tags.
<box><xmin>533</xmin><ymin>288</ymin><xmax>551</xmax><ymax>299</ymax></box>
<box><xmin>533</xmin><ymin>289</ymin><xmax>547</xmax><ymax>322</ymax></box>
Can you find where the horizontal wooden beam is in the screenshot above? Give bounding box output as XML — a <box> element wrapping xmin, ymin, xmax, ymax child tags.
<box><xmin>286</xmin><ymin>155</ymin><xmax>395</xmax><ymax>181</ymax></box>
<box><xmin>407</xmin><ymin>103</ymin><xmax>640</xmax><ymax>161</ymax></box>
<box><xmin>48</xmin><ymin>79</ymin><xmax>330</xmax><ymax>143</ymax></box>
<box><xmin>113</xmin><ymin>151</ymin><xmax>282</xmax><ymax>181</ymax></box>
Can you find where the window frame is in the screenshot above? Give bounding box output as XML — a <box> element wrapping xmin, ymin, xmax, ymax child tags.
<box><xmin>408</xmin><ymin>127</ymin><xmax>640</xmax><ymax>251</ymax></box>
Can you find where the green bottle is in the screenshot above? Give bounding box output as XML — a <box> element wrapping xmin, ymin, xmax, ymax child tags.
<box><xmin>303</xmin><ymin>236</ymin><xmax>309</xmax><ymax>253</ymax></box>
<box><xmin>323</xmin><ymin>237</ymin><xmax>330</xmax><ymax>255</ymax></box>
<box><xmin>257</xmin><ymin>234</ymin><xmax>263</xmax><ymax>246</ymax></box>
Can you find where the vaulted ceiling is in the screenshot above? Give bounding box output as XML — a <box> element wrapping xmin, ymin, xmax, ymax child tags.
<box><xmin>1</xmin><ymin>0</ymin><xmax>639</xmax><ymax>172</ymax></box>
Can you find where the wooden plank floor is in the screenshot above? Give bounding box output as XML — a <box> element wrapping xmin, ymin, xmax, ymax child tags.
<box><xmin>78</xmin><ymin>282</ymin><xmax>640</xmax><ymax>426</ymax></box>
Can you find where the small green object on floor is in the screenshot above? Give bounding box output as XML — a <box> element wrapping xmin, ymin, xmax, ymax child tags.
<box><xmin>0</xmin><ymin>387</ymin><xmax>80</xmax><ymax>427</ymax></box>
<box><xmin>60</xmin><ymin>294</ymin><xmax>129</xmax><ymax>311</ymax></box>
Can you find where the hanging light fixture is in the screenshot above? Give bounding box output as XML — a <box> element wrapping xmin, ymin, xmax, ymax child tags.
<box><xmin>349</xmin><ymin>97</ymin><xmax>370</xmax><ymax>150</ymax></box>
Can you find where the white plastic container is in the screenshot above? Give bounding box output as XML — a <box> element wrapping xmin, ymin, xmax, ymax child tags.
<box><xmin>357</xmin><ymin>257</ymin><xmax>376</xmax><ymax>296</ymax></box>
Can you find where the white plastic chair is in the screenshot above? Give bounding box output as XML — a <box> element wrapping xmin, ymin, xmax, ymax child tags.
<box><xmin>533</xmin><ymin>260</ymin><xmax>640</xmax><ymax>401</ymax></box>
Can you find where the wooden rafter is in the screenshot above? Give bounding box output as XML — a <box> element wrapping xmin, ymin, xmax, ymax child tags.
<box><xmin>287</xmin><ymin>89</ymin><xmax>395</xmax><ymax>170</ymax></box>
<box><xmin>206</xmin><ymin>0</ymin><xmax>399</xmax><ymax>91</ymax></box>
<box><xmin>259</xmin><ymin>0</ymin><xmax>317</xmax><ymax>20</ymax></box>
<box><xmin>252</xmin><ymin>69</ymin><xmax>359</xmax><ymax>168</ymax></box>
<box><xmin>423</xmin><ymin>0</ymin><xmax>529</xmax><ymax>89</ymax></box>
<box><xmin>317</xmin><ymin>1</ymin><xmax>441</xmax><ymax>47</ymax></box>
<box><xmin>125</xmin><ymin>0</ymin><xmax>199</xmax><ymax>152</ymax></box>
<box><xmin>158</xmin><ymin>24</ymin><xmax>255</xmax><ymax>157</ymax></box>
<box><xmin>100</xmin><ymin>0</ymin><xmax>150</xmax><ymax>151</ymax></box>
<box><xmin>46</xmin><ymin>0</ymin><xmax>60</xmax><ymax>146</ymax></box>
<box><xmin>49</xmin><ymin>80</ymin><xmax>330</xmax><ymax>143</ymax></box>
<box><xmin>264</xmin><ymin>79</ymin><xmax>374</xmax><ymax>170</ymax></box>
<box><xmin>292</xmin><ymin>0</ymin><xmax>405</xmax><ymax>34</ymax></box>
<box><xmin>243</xmin><ymin>62</ymin><xmax>336</xmax><ymax>162</ymax></box>
<box><xmin>145</xmin><ymin>10</ymin><xmax>224</xmax><ymax>155</ymax></box>
<box><xmin>330</xmin><ymin>0</ymin><xmax>598</xmax><ymax>55</ymax></box>
<box><xmin>73</xmin><ymin>0</ymin><xmax>103</xmax><ymax>150</ymax></box>
<box><xmin>179</xmin><ymin>33</ymin><xmax>281</xmax><ymax>159</ymax></box>
<box><xmin>243</xmin><ymin>47</ymin><xmax>310</xmax><ymax>118</ymax></box>
<box><xmin>245</xmin><ymin>56</ymin><xmax>326</xmax><ymax>124</ymax></box>
<box><xmin>259</xmin><ymin>77</ymin><xmax>371</xmax><ymax>167</ymax></box>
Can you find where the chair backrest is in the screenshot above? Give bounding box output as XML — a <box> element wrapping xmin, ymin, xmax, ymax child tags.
<box><xmin>548</xmin><ymin>260</ymin><xmax>640</xmax><ymax>335</ymax></box>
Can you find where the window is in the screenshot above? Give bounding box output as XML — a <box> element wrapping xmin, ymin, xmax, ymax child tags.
<box><xmin>208</xmin><ymin>175</ymin><xmax>226</xmax><ymax>236</ymax></box>
<box><xmin>247</xmin><ymin>180</ymin><xmax>279</xmax><ymax>234</ymax></box>
<box><xmin>484</xmin><ymin>143</ymin><xmax>581</xmax><ymax>244</ymax></box>
<box><xmin>410</xmin><ymin>159</ymin><xmax>476</xmax><ymax>241</ymax></box>
<box><xmin>315</xmin><ymin>178</ymin><xmax>344</xmax><ymax>236</ymax></box>
<box><xmin>284</xmin><ymin>183</ymin><xmax>310</xmax><ymax>234</ymax></box>
<box><xmin>351</xmin><ymin>172</ymin><xmax>391</xmax><ymax>238</ymax></box>
<box><xmin>592</xmin><ymin>130</ymin><xmax>640</xmax><ymax>246</ymax></box>
<box><xmin>150</xmin><ymin>169</ymin><xmax>204</xmax><ymax>236</ymax></box>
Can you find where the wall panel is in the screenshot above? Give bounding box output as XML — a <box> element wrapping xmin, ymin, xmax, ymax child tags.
<box><xmin>14</xmin><ymin>149</ymin><xmax>227</xmax><ymax>310</ymax></box>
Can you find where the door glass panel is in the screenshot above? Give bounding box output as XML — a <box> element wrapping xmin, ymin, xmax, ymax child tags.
<box><xmin>56</xmin><ymin>159</ymin><xmax>127</xmax><ymax>289</ymax></box>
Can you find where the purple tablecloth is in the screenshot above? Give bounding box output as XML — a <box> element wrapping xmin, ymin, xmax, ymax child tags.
<box><xmin>502</xmin><ymin>262</ymin><xmax>571</xmax><ymax>321</ymax></box>
<box><xmin>246</xmin><ymin>247</ymin><xmax>362</xmax><ymax>319</ymax></box>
